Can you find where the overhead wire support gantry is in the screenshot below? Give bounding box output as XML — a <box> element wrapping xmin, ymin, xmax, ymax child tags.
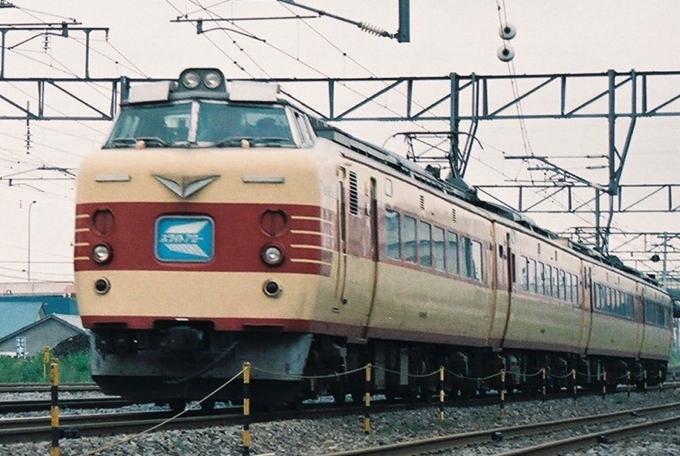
<box><xmin>0</xmin><ymin>23</ymin><xmax>110</xmax><ymax>79</ymax></box>
<box><xmin>171</xmin><ymin>0</ymin><xmax>410</xmax><ymax>43</ymax></box>
<box><xmin>1</xmin><ymin>69</ymin><xmax>680</xmax><ymax>255</ymax></box>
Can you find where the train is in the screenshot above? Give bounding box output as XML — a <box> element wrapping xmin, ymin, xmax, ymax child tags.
<box><xmin>74</xmin><ymin>67</ymin><xmax>674</xmax><ymax>406</ymax></box>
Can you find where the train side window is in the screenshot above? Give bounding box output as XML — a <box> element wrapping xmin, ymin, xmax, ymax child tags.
<box><xmin>447</xmin><ymin>231</ymin><xmax>459</xmax><ymax>275</ymax></box>
<box><xmin>521</xmin><ymin>256</ymin><xmax>529</xmax><ymax>291</ymax></box>
<box><xmin>385</xmin><ymin>209</ymin><xmax>401</xmax><ymax>259</ymax></box>
<box><xmin>403</xmin><ymin>215</ymin><xmax>417</xmax><ymax>263</ymax></box>
<box><xmin>559</xmin><ymin>270</ymin><xmax>566</xmax><ymax>300</ymax></box>
<box><xmin>538</xmin><ymin>262</ymin><xmax>545</xmax><ymax>295</ymax></box>
<box><xmin>573</xmin><ymin>274</ymin><xmax>579</xmax><ymax>303</ymax></box>
<box><xmin>292</xmin><ymin>111</ymin><xmax>313</xmax><ymax>145</ymax></box>
<box><xmin>461</xmin><ymin>237</ymin><xmax>471</xmax><ymax>278</ymax></box>
<box><xmin>552</xmin><ymin>268</ymin><xmax>559</xmax><ymax>298</ymax></box>
<box><xmin>433</xmin><ymin>226</ymin><xmax>445</xmax><ymax>271</ymax></box>
<box><xmin>462</xmin><ymin>237</ymin><xmax>483</xmax><ymax>281</ymax></box>
<box><xmin>566</xmin><ymin>273</ymin><xmax>573</xmax><ymax>302</ymax></box>
<box><xmin>418</xmin><ymin>221</ymin><xmax>432</xmax><ymax>267</ymax></box>
<box><xmin>529</xmin><ymin>259</ymin><xmax>537</xmax><ymax>293</ymax></box>
<box><xmin>471</xmin><ymin>240</ymin><xmax>483</xmax><ymax>281</ymax></box>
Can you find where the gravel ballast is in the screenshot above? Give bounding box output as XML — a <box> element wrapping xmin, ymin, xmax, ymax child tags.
<box><xmin>2</xmin><ymin>391</ymin><xmax>680</xmax><ymax>455</ymax></box>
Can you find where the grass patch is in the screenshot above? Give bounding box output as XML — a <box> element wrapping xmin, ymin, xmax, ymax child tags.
<box><xmin>0</xmin><ymin>351</ymin><xmax>92</xmax><ymax>383</ymax></box>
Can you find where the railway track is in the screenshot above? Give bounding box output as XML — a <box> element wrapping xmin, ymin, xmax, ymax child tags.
<box><xmin>0</xmin><ymin>402</ymin><xmax>374</xmax><ymax>444</ymax></box>
<box><xmin>320</xmin><ymin>401</ymin><xmax>680</xmax><ymax>456</ymax></box>
<box><xmin>0</xmin><ymin>383</ymin><xmax>100</xmax><ymax>393</ymax></box>
<box><xmin>1</xmin><ymin>384</ymin><xmax>677</xmax><ymax>447</ymax></box>
<box><xmin>0</xmin><ymin>397</ymin><xmax>131</xmax><ymax>414</ymax></box>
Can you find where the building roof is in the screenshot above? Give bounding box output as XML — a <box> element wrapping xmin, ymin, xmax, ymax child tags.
<box><xmin>0</xmin><ymin>314</ymin><xmax>85</xmax><ymax>346</ymax></box>
<box><xmin>0</xmin><ymin>302</ymin><xmax>44</xmax><ymax>339</ymax></box>
<box><xmin>0</xmin><ymin>281</ymin><xmax>75</xmax><ymax>297</ymax></box>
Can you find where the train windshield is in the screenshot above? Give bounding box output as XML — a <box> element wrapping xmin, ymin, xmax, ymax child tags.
<box><xmin>104</xmin><ymin>101</ymin><xmax>296</xmax><ymax>149</ymax></box>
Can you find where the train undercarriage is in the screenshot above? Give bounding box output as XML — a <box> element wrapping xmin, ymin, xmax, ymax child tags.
<box><xmin>89</xmin><ymin>325</ymin><xmax>668</xmax><ymax>407</ymax></box>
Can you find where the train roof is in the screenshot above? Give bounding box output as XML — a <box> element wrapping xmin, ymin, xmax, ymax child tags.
<box><xmin>309</xmin><ymin>118</ymin><xmax>664</xmax><ymax>289</ymax></box>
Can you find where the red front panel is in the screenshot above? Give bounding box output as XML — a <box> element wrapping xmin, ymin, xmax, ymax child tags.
<box><xmin>75</xmin><ymin>202</ymin><xmax>334</xmax><ymax>275</ymax></box>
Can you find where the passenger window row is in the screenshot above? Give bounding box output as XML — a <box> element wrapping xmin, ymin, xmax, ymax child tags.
<box><xmin>593</xmin><ymin>283</ymin><xmax>635</xmax><ymax>320</ymax></box>
<box><xmin>520</xmin><ymin>256</ymin><xmax>579</xmax><ymax>304</ymax></box>
<box><xmin>385</xmin><ymin>209</ymin><xmax>483</xmax><ymax>282</ymax></box>
<box><xmin>644</xmin><ymin>299</ymin><xmax>671</xmax><ymax>328</ymax></box>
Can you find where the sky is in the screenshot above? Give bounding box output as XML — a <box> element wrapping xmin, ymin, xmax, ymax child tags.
<box><xmin>0</xmin><ymin>0</ymin><xmax>679</xmax><ymax>284</ymax></box>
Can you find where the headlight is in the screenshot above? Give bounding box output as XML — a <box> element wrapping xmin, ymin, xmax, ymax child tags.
<box><xmin>181</xmin><ymin>71</ymin><xmax>200</xmax><ymax>89</ymax></box>
<box><xmin>204</xmin><ymin>71</ymin><xmax>222</xmax><ymax>89</ymax></box>
<box><xmin>261</xmin><ymin>245</ymin><xmax>284</xmax><ymax>266</ymax></box>
<box><xmin>92</xmin><ymin>244</ymin><xmax>113</xmax><ymax>264</ymax></box>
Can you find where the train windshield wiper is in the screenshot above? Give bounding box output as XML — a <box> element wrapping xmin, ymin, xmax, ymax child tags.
<box><xmin>250</xmin><ymin>137</ymin><xmax>295</xmax><ymax>147</ymax></box>
<box><xmin>213</xmin><ymin>136</ymin><xmax>254</xmax><ymax>147</ymax></box>
<box><xmin>108</xmin><ymin>137</ymin><xmax>170</xmax><ymax>148</ymax></box>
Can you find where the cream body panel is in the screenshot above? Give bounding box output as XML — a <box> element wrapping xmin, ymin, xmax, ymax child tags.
<box><xmin>76</xmin><ymin>147</ymin><xmax>325</xmax><ymax>205</ymax></box>
<box><xmin>76</xmin><ymin>270</ymin><xmax>324</xmax><ymax>321</ymax></box>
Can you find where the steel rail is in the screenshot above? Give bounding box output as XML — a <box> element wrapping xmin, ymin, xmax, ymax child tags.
<box><xmin>320</xmin><ymin>401</ymin><xmax>680</xmax><ymax>456</ymax></box>
<box><xmin>0</xmin><ymin>383</ymin><xmax>100</xmax><ymax>393</ymax></box>
<box><xmin>494</xmin><ymin>414</ymin><xmax>680</xmax><ymax>456</ymax></box>
<box><xmin>0</xmin><ymin>397</ymin><xmax>130</xmax><ymax>414</ymax></box>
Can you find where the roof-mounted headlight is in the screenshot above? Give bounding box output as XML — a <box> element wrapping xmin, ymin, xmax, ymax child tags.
<box><xmin>182</xmin><ymin>71</ymin><xmax>201</xmax><ymax>89</ymax></box>
<box><xmin>204</xmin><ymin>71</ymin><xmax>222</xmax><ymax>89</ymax></box>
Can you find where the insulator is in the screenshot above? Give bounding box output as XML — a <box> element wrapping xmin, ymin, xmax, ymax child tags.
<box><xmin>498</xmin><ymin>22</ymin><xmax>517</xmax><ymax>40</ymax></box>
<box><xmin>497</xmin><ymin>43</ymin><xmax>515</xmax><ymax>62</ymax></box>
<box><xmin>359</xmin><ymin>22</ymin><xmax>389</xmax><ymax>37</ymax></box>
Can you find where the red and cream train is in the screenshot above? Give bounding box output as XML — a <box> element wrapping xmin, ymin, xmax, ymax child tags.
<box><xmin>74</xmin><ymin>68</ymin><xmax>673</xmax><ymax>405</ymax></box>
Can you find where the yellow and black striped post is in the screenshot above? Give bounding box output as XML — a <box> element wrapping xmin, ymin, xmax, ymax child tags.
<box><xmin>50</xmin><ymin>362</ymin><xmax>60</xmax><ymax>456</ymax></box>
<box><xmin>499</xmin><ymin>369</ymin><xmax>506</xmax><ymax>418</ymax></box>
<box><xmin>43</xmin><ymin>346</ymin><xmax>50</xmax><ymax>381</ymax></box>
<box><xmin>242</xmin><ymin>362</ymin><xmax>251</xmax><ymax>456</ymax></box>
<box><xmin>438</xmin><ymin>366</ymin><xmax>445</xmax><ymax>421</ymax></box>
<box><xmin>363</xmin><ymin>363</ymin><xmax>372</xmax><ymax>434</ymax></box>
<box><xmin>541</xmin><ymin>368</ymin><xmax>547</xmax><ymax>403</ymax></box>
<box><xmin>571</xmin><ymin>369</ymin><xmax>577</xmax><ymax>406</ymax></box>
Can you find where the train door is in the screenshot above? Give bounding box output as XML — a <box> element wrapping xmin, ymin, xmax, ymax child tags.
<box><xmin>362</xmin><ymin>177</ymin><xmax>380</xmax><ymax>339</ymax></box>
<box><xmin>490</xmin><ymin>227</ymin><xmax>515</xmax><ymax>348</ymax></box>
<box><xmin>335</xmin><ymin>167</ymin><xmax>378</xmax><ymax>341</ymax></box>
<box><xmin>580</xmin><ymin>265</ymin><xmax>594</xmax><ymax>355</ymax></box>
<box><xmin>635</xmin><ymin>286</ymin><xmax>646</xmax><ymax>359</ymax></box>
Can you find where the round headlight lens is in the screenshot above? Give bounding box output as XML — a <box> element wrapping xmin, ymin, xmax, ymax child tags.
<box><xmin>261</xmin><ymin>245</ymin><xmax>284</xmax><ymax>266</ymax></box>
<box><xmin>92</xmin><ymin>244</ymin><xmax>113</xmax><ymax>264</ymax></box>
<box><xmin>204</xmin><ymin>71</ymin><xmax>222</xmax><ymax>89</ymax></box>
<box><xmin>182</xmin><ymin>71</ymin><xmax>200</xmax><ymax>89</ymax></box>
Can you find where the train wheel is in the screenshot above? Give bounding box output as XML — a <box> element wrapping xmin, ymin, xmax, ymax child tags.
<box><xmin>168</xmin><ymin>400</ymin><xmax>186</xmax><ymax>413</ymax></box>
<box><xmin>201</xmin><ymin>400</ymin><xmax>216</xmax><ymax>411</ymax></box>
